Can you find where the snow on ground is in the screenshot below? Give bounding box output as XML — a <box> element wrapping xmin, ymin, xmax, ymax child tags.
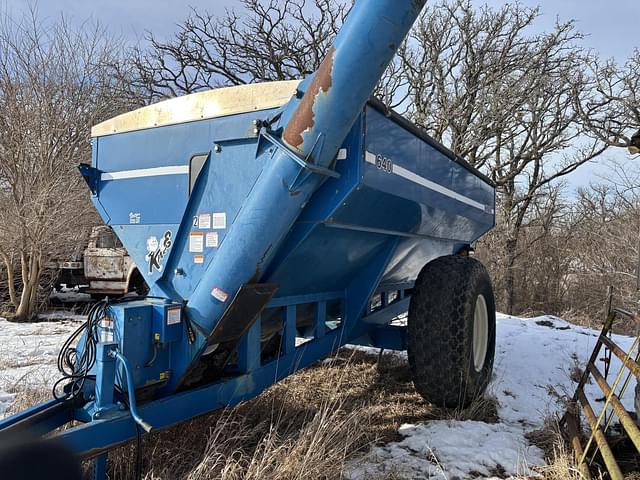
<box><xmin>0</xmin><ymin>311</ymin><xmax>636</xmax><ymax>478</ymax></box>
<box><xmin>0</xmin><ymin>312</ymin><xmax>84</xmax><ymax>416</ymax></box>
<box><xmin>350</xmin><ymin>313</ymin><xmax>637</xmax><ymax>479</ymax></box>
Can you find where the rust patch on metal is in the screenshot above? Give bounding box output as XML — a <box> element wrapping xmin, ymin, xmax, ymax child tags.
<box><xmin>283</xmin><ymin>47</ymin><xmax>335</xmax><ymax>151</ymax></box>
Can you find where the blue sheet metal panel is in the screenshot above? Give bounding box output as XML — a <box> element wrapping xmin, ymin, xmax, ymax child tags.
<box><xmin>266</xmin><ymin>224</ymin><xmax>390</xmax><ymax>296</ymax></box>
<box><xmin>92</xmin><ymin>109</ymin><xmax>278</xmax><ymax>227</ymax></box>
<box><xmin>261</xmin><ymin>116</ymin><xmax>363</xmax><ymax>279</ymax></box>
<box><xmin>92</xmin><ymin>113</ymin><xmax>273</xmax><ymax>296</ymax></box>
<box><xmin>111</xmin><ymin>224</ymin><xmax>178</xmax><ymax>293</ymax></box>
<box><xmin>362</xmin><ymin>106</ymin><xmax>494</xmax><ymax>237</ymax></box>
<box><xmin>329</xmin><ymin>186</ymin><xmax>422</xmax><ymax>233</ymax></box>
<box><xmin>381</xmin><ymin>236</ymin><xmax>459</xmax><ymax>284</ymax></box>
<box><xmin>97</xmin><ymin>175</ymin><xmax>189</xmax><ymax>226</ymax></box>
<box><xmin>94</xmin><ymin>110</ymin><xmax>268</xmax><ymax>171</ymax></box>
<box><xmin>330</xmin><ymin>186</ymin><xmax>491</xmax><ymax>243</ymax></box>
<box><xmin>161</xmin><ymin>138</ymin><xmax>266</xmax><ymax>300</ymax></box>
<box><xmin>112</xmin><ymin>303</ymin><xmax>173</xmax><ymax>390</ymax></box>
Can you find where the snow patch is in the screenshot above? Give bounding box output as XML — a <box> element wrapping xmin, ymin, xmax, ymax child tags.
<box><xmin>349</xmin><ymin>313</ymin><xmax>637</xmax><ymax>478</ymax></box>
<box><xmin>0</xmin><ymin>314</ymin><xmax>84</xmax><ymax>417</ymax></box>
<box><xmin>350</xmin><ymin>420</ymin><xmax>543</xmax><ymax>479</ymax></box>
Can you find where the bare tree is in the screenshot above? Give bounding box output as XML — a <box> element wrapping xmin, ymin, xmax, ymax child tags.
<box><xmin>398</xmin><ymin>0</ymin><xmax>607</xmax><ymax>313</ymax></box>
<box><xmin>577</xmin><ymin>49</ymin><xmax>640</xmax><ymax>153</ymax></box>
<box><xmin>129</xmin><ymin>0</ymin><xmax>349</xmax><ymax>101</ymax></box>
<box><xmin>0</xmin><ymin>10</ymin><xmax>135</xmax><ymax>320</ymax></box>
<box><xmin>570</xmin><ymin>163</ymin><xmax>640</xmax><ymax>317</ymax></box>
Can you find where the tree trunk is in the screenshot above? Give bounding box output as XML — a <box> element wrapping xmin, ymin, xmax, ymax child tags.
<box><xmin>504</xmin><ymin>236</ymin><xmax>518</xmax><ymax>315</ymax></box>
<box><xmin>13</xmin><ymin>253</ymin><xmax>41</xmax><ymax>321</ymax></box>
<box><xmin>0</xmin><ymin>251</ymin><xmax>19</xmax><ymax>308</ymax></box>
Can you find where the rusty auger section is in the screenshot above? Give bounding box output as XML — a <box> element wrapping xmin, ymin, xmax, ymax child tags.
<box><xmin>278</xmin><ymin>0</ymin><xmax>425</xmax><ymax>171</ymax></box>
<box><xmin>283</xmin><ymin>47</ymin><xmax>335</xmax><ymax>152</ymax></box>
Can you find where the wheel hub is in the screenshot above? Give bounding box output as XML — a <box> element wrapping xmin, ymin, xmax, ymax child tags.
<box><xmin>473</xmin><ymin>294</ymin><xmax>488</xmax><ymax>372</ymax></box>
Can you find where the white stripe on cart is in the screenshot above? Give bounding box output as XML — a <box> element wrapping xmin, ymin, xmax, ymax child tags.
<box><xmin>101</xmin><ymin>165</ymin><xmax>189</xmax><ymax>181</ymax></box>
<box><xmin>365</xmin><ymin>151</ymin><xmax>490</xmax><ymax>212</ymax></box>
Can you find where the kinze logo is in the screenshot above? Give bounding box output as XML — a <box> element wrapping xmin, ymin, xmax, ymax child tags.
<box><xmin>146</xmin><ymin>231</ymin><xmax>172</xmax><ymax>274</ymax></box>
<box><xmin>375</xmin><ymin>154</ymin><xmax>393</xmax><ymax>173</ymax></box>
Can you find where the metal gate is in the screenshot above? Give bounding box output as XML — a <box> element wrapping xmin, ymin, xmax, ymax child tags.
<box><xmin>563</xmin><ymin>293</ymin><xmax>640</xmax><ymax>479</ymax></box>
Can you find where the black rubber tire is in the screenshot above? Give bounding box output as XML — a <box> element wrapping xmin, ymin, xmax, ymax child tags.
<box><xmin>128</xmin><ymin>269</ymin><xmax>150</xmax><ymax>296</ymax></box>
<box><xmin>408</xmin><ymin>255</ymin><xmax>496</xmax><ymax>408</ymax></box>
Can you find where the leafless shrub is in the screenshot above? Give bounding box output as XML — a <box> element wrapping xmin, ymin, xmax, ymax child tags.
<box><xmin>0</xmin><ymin>9</ymin><xmax>135</xmax><ymax>320</ymax></box>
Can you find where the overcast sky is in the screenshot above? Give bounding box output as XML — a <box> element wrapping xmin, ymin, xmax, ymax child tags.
<box><xmin>2</xmin><ymin>0</ymin><xmax>638</xmax><ymax>190</ymax></box>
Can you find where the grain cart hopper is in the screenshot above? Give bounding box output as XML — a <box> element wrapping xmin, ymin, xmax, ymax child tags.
<box><xmin>0</xmin><ymin>0</ymin><xmax>496</xmax><ymax>476</ymax></box>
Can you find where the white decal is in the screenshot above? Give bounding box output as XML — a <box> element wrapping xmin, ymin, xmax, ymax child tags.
<box><xmin>193</xmin><ymin>255</ymin><xmax>204</xmax><ymax>264</ymax></box>
<box><xmin>206</xmin><ymin>231</ymin><xmax>219</xmax><ymax>248</ymax></box>
<box><xmin>212</xmin><ymin>212</ymin><xmax>226</xmax><ymax>229</ymax></box>
<box><xmin>189</xmin><ymin>232</ymin><xmax>204</xmax><ymax>253</ymax></box>
<box><xmin>211</xmin><ymin>287</ymin><xmax>229</xmax><ymax>303</ymax></box>
<box><xmin>167</xmin><ymin>307</ymin><xmax>181</xmax><ymax>325</ymax></box>
<box><xmin>337</xmin><ymin>148</ymin><xmax>347</xmax><ymax>160</ymax></box>
<box><xmin>375</xmin><ymin>154</ymin><xmax>393</xmax><ymax>173</ymax></box>
<box><xmin>129</xmin><ymin>212</ymin><xmax>141</xmax><ymax>224</ymax></box>
<box><xmin>198</xmin><ymin>213</ymin><xmax>211</xmax><ymax>229</ymax></box>
<box><xmin>145</xmin><ymin>231</ymin><xmax>172</xmax><ymax>274</ymax></box>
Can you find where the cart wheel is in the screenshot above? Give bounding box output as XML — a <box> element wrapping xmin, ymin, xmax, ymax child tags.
<box><xmin>408</xmin><ymin>255</ymin><xmax>496</xmax><ymax>408</ymax></box>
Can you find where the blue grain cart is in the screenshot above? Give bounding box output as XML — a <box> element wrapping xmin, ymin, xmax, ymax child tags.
<box><xmin>0</xmin><ymin>0</ymin><xmax>496</xmax><ymax>476</ymax></box>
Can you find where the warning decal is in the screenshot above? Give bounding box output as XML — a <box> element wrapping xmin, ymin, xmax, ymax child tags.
<box><xmin>206</xmin><ymin>232</ymin><xmax>219</xmax><ymax>248</ymax></box>
<box><xmin>193</xmin><ymin>255</ymin><xmax>204</xmax><ymax>264</ymax></box>
<box><xmin>212</xmin><ymin>212</ymin><xmax>226</xmax><ymax>229</ymax></box>
<box><xmin>189</xmin><ymin>232</ymin><xmax>204</xmax><ymax>253</ymax></box>
<box><xmin>211</xmin><ymin>287</ymin><xmax>229</xmax><ymax>303</ymax></box>
<box><xmin>198</xmin><ymin>213</ymin><xmax>211</xmax><ymax>229</ymax></box>
<box><xmin>167</xmin><ymin>307</ymin><xmax>181</xmax><ymax>325</ymax></box>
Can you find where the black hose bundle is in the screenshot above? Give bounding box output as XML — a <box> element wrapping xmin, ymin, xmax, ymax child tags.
<box><xmin>52</xmin><ymin>294</ymin><xmax>186</xmax><ymax>403</ymax></box>
<box><xmin>52</xmin><ymin>299</ymin><xmax>111</xmax><ymax>401</ymax></box>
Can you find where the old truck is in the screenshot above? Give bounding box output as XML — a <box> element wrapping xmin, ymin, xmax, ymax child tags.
<box><xmin>84</xmin><ymin>226</ymin><xmax>148</xmax><ymax>298</ymax></box>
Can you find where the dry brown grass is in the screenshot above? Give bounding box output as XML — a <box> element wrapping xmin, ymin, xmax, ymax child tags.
<box><xmin>5</xmin><ymin>348</ymin><xmax>506</xmax><ymax>479</ymax></box>
<box><xmin>535</xmin><ymin>446</ymin><xmax>590</xmax><ymax>480</ymax></box>
<box><xmin>4</xmin><ymin>386</ymin><xmax>51</xmax><ymax>416</ymax></box>
<box><xmin>107</xmin><ymin>349</ymin><xmax>432</xmax><ymax>479</ymax></box>
<box><xmin>524</xmin><ymin>417</ymin><xmax>608</xmax><ymax>480</ymax></box>
<box><xmin>523</xmin><ymin>420</ymin><xmax>583</xmax><ymax>480</ymax></box>
<box><xmin>105</xmin><ymin>349</ymin><xmax>505</xmax><ymax>479</ymax></box>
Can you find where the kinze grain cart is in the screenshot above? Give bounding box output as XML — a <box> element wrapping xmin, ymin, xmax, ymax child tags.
<box><xmin>0</xmin><ymin>0</ymin><xmax>496</xmax><ymax>476</ymax></box>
